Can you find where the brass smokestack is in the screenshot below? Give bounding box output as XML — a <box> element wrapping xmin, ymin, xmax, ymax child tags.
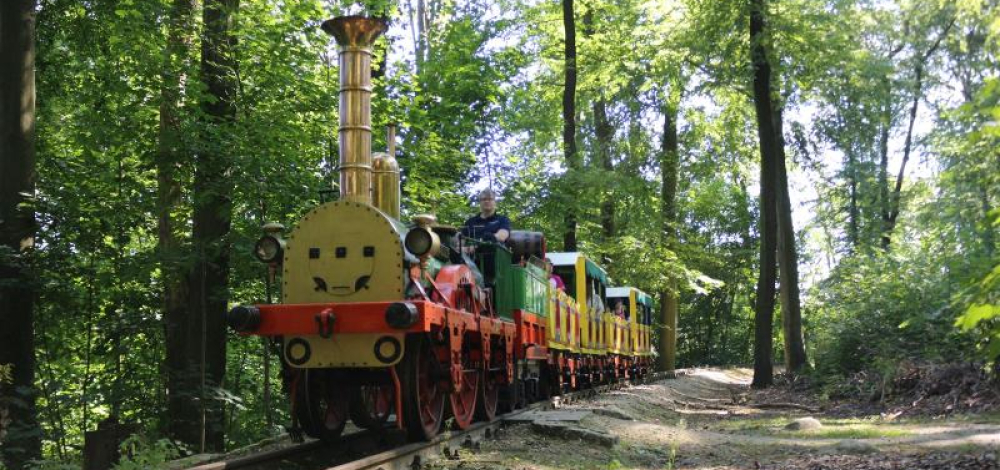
<box><xmin>321</xmin><ymin>16</ymin><xmax>387</xmax><ymax>204</ymax></box>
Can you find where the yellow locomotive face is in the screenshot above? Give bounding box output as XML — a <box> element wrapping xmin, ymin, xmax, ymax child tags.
<box><xmin>282</xmin><ymin>201</ymin><xmax>405</xmax><ymax>304</ymax></box>
<box><xmin>281</xmin><ymin>201</ymin><xmax>408</xmax><ymax>368</ymax></box>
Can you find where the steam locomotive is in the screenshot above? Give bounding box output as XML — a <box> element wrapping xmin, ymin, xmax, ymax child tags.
<box><xmin>226</xmin><ymin>15</ymin><xmax>654</xmax><ymax>442</ymax></box>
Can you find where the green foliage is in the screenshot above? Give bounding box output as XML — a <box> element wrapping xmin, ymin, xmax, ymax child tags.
<box><xmin>955</xmin><ymin>250</ymin><xmax>1000</xmax><ymax>361</ymax></box>
<box><xmin>25</xmin><ymin>460</ymin><xmax>78</xmax><ymax>470</ymax></box>
<box><xmin>809</xmin><ymin>247</ymin><xmax>979</xmax><ymax>377</ymax></box>
<box><xmin>113</xmin><ymin>435</ymin><xmax>182</xmax><ymax>470</ymax></box>
<box><xmin>0</xmin><ymin>364</ymin><xmax>11</xmax><ymax>385</ymax></box>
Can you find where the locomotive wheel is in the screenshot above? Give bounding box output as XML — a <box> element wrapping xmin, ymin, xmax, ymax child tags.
<box><xmin>475</xmin><ymin>338</ymin><xmax>502</xmax><ymax>421</ymax></box>
<box><xmin>349</xmin><ymin>383</ymin><xmax>393</xmax><ymax>430</ymax></box>
<box><xmin>449</xmin><ymin>344</ymin><xmax>479</xmax><ymax>429</ymax></box>
<box><xmin>498</xmin><ymin>349</ymin><xmax>524</xmax><ymax>412</ymax></box>
<box><xmin>400</xmin><ymin>335</ymin><xmax>446</xmax><ymax>441</ymax></box>
<box><xmin>475</xmin><ymin>369</ymin><xmax>499</xmax><ymax>421</ymax></box>
<box><xmin>293</xmin><ymin>369</ymin><xmax>348</xmax><ymax>442</ymax></box>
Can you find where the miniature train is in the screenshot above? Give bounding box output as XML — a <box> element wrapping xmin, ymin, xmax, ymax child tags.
<box><xmin>225</xmin><ymin>15</ymin><xmax>654</xmax><ymax>442</ymax></box>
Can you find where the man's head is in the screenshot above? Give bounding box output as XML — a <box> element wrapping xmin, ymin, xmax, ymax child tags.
<box><xmin>478</xmin><ymin>188</ymin><xmax>497</xmax><ymax>217</ymax></box>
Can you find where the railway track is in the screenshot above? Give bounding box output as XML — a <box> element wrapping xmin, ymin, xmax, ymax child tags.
<box><xmin>182</xmin><ymin>372</ymin><xmax>672</xmax><ymax>470</ymax></box>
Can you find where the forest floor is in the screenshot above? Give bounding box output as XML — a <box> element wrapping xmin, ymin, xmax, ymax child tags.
<box><xmin>430</xmin><ymin>369</ymin><xmax>1000</xmax><ymax>470</ymax></box>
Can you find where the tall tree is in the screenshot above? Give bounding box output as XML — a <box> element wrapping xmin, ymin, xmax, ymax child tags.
<box><xmin>162</xmin><ymin>0</ymin><xmax>197</xmax><ymax>449</ymax></box>
<box><xmin>773</xmin><ymin>107</ymin><xmax>807</xmax><ymax>373</ymax></box>
<box><xmin>179</xmin><ymin>0</ymin><xmax>239</xmax><ymax>452</ymax></box>
<box><xmin>658</xmin><ymin>101</ymin><xmax>680</xmax><ymax>374</ymax></box>
<box><xmin>561</xmin><ymin>0</ymin><xmax>579</xmax><ymax>251</ymax></box>
<box><xmin>746</xmin><ymin>0</ymin><xmax>807</xmax><ymax>378</ymax></box>
<box><xmin>0</xmin><ymin>0</ymin><xmax>42</xmax><ymax>467</ymax></box>
<box><xmin>749</xmin><ymin>0</ymin><xmax>778</xmax><ymax>388</ymax></box>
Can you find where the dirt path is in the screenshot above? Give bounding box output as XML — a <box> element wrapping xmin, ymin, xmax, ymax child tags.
<box><xmin>432</xmin><ymin>369</ymin><xmax>1000</xmax><ymax>469</ymax></box>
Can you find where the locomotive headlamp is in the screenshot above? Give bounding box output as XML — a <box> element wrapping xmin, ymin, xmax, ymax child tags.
<box><xmin>254</xmin><ymin>222</ymin><xmax>286</xmax><ymax>264</ymax></box>
<box><xmin>404</xmin><ymin>227</ymin><xmax>440</xmax><ymax>258</ymax></box>
<box><xmin>254</xmin><ymin>235</ymin><xmax>285</xmax><ymax>263</ymax></box>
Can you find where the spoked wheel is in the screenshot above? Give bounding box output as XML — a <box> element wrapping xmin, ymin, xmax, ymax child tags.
<box><xmin>449</xmin><ymin>343</ymin><xmax>479</xmax><ymax>430</ymax></box>
<box><xmin>400</xmin><ymin>335</ymin><xmax>446</xmax><ymax>441</ymax></box>
<box><xmin>475</xmin><ymin>370</ymin><xmax>499</xmax><ymax>421</ymax></box>
<box><xmin>475</xmin><ymin>339</ymin><xmax>502</xmax><ymax>421</ymax></box>
<box><xmin>293</xmin><ymin>369</ymin><xmax>349</xmax><ymax>442</ymax></box>
<box><xmin>349</xmin><ymin>382</ymin><xmax>394</xmax><ymax>430</ymax></box>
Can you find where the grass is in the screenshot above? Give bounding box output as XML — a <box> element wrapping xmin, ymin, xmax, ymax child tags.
<box><xmin>710</xmin><ymin>415</ymin><xmax>917</xmax><ymax>439</ymax></box>
<box><xmin>777</xmin><ymin>425</ymin><xmax>913</xmax><ymax>439</ymax></box>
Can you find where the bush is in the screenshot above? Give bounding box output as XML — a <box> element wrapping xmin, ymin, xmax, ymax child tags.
<box><xmin>808</xmin><ymin>251</ymin><xmax>977</xmax><ymax>379</ymax></box>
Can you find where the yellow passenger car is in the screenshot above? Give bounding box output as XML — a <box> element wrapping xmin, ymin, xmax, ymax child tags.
<box><xmin>606</xmin><ymin>287</ymin><xmax>655</xmax><ymax>357</ymax></box>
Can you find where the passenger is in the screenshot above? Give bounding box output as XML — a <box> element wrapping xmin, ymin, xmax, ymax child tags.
<box><xmin>614</xmin><ymin>300</ymin><xmax>626</xmax><ymax>319</ymax></box>
<box><xmin>461</xmin><ymin>188</ymin><xmax>511</xmax><ymax>247</ymax></box>
<box><xmin>547</xmin><ymin>261</ymin><xmax>565</xmax><ymax>291</ymax></box>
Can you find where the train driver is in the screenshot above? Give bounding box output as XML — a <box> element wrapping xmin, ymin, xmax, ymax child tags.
<box><xmin>461</xmin><ymin>188</ymin><xmax>511</xmax><ymax>246</ymax></box>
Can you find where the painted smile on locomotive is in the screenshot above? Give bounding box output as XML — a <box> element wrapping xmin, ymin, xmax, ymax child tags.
<box><xmin>227</xmin><ymin>15</ymin><xmax>654</xmax><ymax>444</ymax></box>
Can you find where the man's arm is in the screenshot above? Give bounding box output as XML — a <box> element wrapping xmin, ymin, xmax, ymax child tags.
<box><xmin>495</xmin><ymin>216</ymin><xmax>511</xmax><ymax>243</ymax></box>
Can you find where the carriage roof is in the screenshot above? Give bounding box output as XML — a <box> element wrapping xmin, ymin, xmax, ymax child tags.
<box><xmin>546</xmin><ymin>252</ymin><xmax>609</xmax><ymax>285</ymax></box>
<box><xmin>607</xmin><ymin>286</ymin><xmax>655</xmax><ymax>308</ymax></box>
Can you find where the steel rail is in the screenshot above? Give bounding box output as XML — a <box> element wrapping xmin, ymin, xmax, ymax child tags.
<box><xmin>183</xmin><ymin>371</ymin><xmax>671</xmax><ymax>470</ymax></box>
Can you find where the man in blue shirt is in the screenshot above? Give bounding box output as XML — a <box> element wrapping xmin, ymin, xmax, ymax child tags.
<box><xmin>462</xmin><ymin>188</ymin><xmax>511</xmax><ymax>244</ymax></box>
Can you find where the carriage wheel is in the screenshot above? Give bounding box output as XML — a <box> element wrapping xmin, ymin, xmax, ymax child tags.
<box><xmin>349</xmin><ymin>382</ymin><xmax>394</xmax><ymax>430</ymax></box>
<box><xmin>293</xmin><ymin>369</ymin><xmax>348</xmax><ymax>442</ymax></box>
<box><xmin>449</xmin><ymin>344</ymin><xmax>479</xmax><ymax>430</ymax></box>
<box><xmin>400</xmin><ymin>335</ymin><xmax>446</xmax><ymax>441</ymax></box>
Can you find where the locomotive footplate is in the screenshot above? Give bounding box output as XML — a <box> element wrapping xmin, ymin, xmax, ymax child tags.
<box><xmin>229</xmin><ymin>301</ymin><xmax>516</xmax><ymax>376</ymax></box>
<box><xmin>231</xmin><ymin>300</ymin><xmax>511</xmax><ymax>337</ymax></box>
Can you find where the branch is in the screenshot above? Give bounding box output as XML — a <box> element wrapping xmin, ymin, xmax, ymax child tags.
<box><xmin>886</xmin><ymin>17</ymin><xmax>956</xmax><ymax>226</ymax></box>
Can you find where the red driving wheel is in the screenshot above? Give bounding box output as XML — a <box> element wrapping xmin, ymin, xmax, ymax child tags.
<box><xmin>400</xmin><ymin>335</ymin><xmax>446</xmax><ymax>441</ymax></box>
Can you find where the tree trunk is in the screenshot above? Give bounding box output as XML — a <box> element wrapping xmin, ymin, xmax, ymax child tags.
<box><xmin>583</xmin><ymin>9</ymin><xmax>614</xmax><ymax>241</ymax></box>
<box><xmin>749</xmin><ymin>0</ymin><xmax>777</xmax><ymax>388</ymax></box>
<box><xmin>594</xmin><ymin>100</ymin><xmax>614</xmax><ymax>239</ymax></box>
<box><xmin>773</xmin><ymin>107</ymin><xmax>807</xmax><ymax>373</ymax></box>
<box><xmin>182</xmin><ymin>0</ymin><xmax>238</xmax><ymax>452</ymax></box>
<box><xmin>561</xmin><ymin>0</ymin><xmax>579</xmax><ymax>251</ymax></box>
<box><xmin>878</xmin><ymin>80</ymin><xmax>892</xmax><ymax>249</ymax></box>
<box><xmin>0</xmin><ymin>1</ymin><xmax>42</xmax><ymax>467</ymax></box>
<box><xmin>658</xmin><ymin>103</ymin><xmax>679</xmax><ymax>373</ymax></box>
<box><xmin>982</xmin><ymin>184</ymin><xmax>996</xmax><ymax>258</ymax></box>
<box><xmin>847</xmin><ymin>149</ymin><xmax>859</xmax><ymax>249</ymax></box>
<box><xmin>162</xmin><ymin>0</ymin><xmax>196</xmax><ymax>447</ymax></box>
<box><xmin>884</xmin><ymin>62</ymin><xmax>922</xmax><ymax>244</ymax></box>
<box><xmin>416</xmin><ymin>0</ymin><xmax>427</xmax><ymax>66</ymax></box>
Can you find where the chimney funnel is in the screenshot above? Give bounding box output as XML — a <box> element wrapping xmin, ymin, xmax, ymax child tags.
<box><xmin>321</xmin><ymin>16</ymin><xmax>387</xmax><ymax>204</ymax></box>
